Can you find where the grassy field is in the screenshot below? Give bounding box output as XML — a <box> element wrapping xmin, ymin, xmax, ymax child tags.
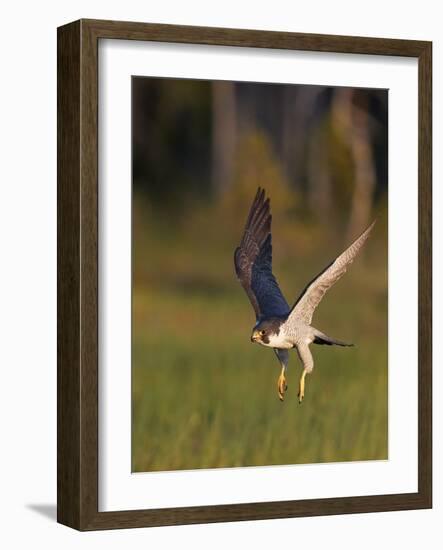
<box><xmin>131</xmin><ymin>194</ymin><xmax>388</xmax><ymax>472</ymax></box>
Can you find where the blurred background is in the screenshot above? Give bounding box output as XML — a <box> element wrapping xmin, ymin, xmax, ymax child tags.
<box><xmin>132</xmin><ymin>77</ymin><xmax>388</xmax><ymax>472</ymax></box>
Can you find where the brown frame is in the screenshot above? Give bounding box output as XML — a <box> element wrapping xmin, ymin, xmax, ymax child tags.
<box><xmin>57</xmin><ymin>18</ymin><xmax>432</xmax><ymax>530</ymax></box>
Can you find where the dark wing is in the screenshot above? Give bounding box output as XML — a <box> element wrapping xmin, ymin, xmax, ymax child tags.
<box><xmin>234</xmin><ymin>188</ymin><xmax>290</xmax><ymax>320</ymax></box>
<box><xmin>287</xmin><ymin>221</ymin><xmax>376</xmax><ymax>326</ymax></box>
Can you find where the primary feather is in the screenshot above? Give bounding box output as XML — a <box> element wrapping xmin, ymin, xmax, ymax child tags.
<box><xmin>287</xmin><ymin>221</ymin><xmax>376</xmax><ymax>326</ymax></box>
<box><xmin>234</xmin><ymin>188</ymin><xmax>289</xmax><ymax>320</ymax></box>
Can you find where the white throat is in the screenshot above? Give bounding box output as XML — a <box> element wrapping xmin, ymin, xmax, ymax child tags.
<box><xmin>264</xmin><ymin>330</ymin><xmax>292</xmax><ymax>349</ymax></box>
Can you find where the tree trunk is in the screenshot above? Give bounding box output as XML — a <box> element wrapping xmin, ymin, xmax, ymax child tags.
<box><xmin>282</xmin><ymin>86</ymin><xmax>322</xmax><ymax>191</ymax></box>
<box><xmin>211</xmin><ymin>81</ymin><xmax>237</xmax><ymax>195</ymax></box>
<box><xmin>331</xmin><ymin>89</ymin><xmax>376</xmax><ymax>241</ymax></box>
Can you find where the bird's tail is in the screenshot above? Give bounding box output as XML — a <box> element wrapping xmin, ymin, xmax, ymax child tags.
<box><xmin>312</xmin><ymin>329</ymin><xmax>353</xmax><ymax>347</ymax></box>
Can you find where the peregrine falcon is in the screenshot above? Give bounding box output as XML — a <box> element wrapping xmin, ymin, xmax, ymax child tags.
<box><xmin>234</xmin><ymin>188</ymin><xmax>375</xmax><ymax>403</ymax></box>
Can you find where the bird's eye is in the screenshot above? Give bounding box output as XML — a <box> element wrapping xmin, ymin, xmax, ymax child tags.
<box><xmin>260</xmin><ymin>330</ymin><xmax>266</xmax><ymax>336</ymax></box>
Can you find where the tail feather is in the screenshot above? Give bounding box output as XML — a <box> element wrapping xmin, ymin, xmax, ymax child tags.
<box><xmin>313</xmin><ymin>329</ymin><xmax>353</xmax><ymax>347</ymax></box>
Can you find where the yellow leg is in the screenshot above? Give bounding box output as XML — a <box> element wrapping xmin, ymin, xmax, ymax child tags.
<box><xmin>298</xmin><ymin>369</ymin><xmax>307</xmax><ymax>404</ymax></box>
<box><xmin>277</xmin><ymin>367</ymin><xmax>287</xmax><ymax>401</ymax></box>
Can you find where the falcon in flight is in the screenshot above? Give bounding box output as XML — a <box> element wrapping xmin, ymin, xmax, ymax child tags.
<box><xmin>234</xmin><ymin>188</ymin><xmax>375</xmax><ymax>403</ymax></box>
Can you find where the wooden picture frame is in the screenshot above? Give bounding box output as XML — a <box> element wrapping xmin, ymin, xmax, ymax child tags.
<box><xmin>57</xmin><ymin>18</ymin><xmax>432</xmax><ymax>530</ymax></box>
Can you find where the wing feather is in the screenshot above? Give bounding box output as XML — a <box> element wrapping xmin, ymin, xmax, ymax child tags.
<box><xmin>287</xmin><ymin>221</ymin><xmax>376</xmax><ymax>325</ymax></box>
<box><xmin>234</xmin><ymin>188</ymin><xmax>289</xmax><ymax>320</ymax></box>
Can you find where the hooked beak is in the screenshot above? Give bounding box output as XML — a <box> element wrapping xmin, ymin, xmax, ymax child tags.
<box><xmin>251</xmin><ymin>330</ymin><xmax>261</xmax><ymax>343</ymax></box>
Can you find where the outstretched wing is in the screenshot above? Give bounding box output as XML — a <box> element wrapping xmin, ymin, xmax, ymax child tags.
<box><xmin>234</xmin><ymin>188</ymin><xmax>290</xmax><ymax>320</ymax></box>
<box><xmin>287</xmin><ymin>221</ymin><xmax>376</xmax><ymax>326</ymax></box>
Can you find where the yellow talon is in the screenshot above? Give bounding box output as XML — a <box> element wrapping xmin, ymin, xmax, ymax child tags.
<box><xmin>298</xmin><ymin>369</ymin><xmax>307</xmax><ymax>403</ymax></box>
<box><xmin>277</xmin><ymin>369</ymin><xmax>287</xmax><ymax>401</ymax></box>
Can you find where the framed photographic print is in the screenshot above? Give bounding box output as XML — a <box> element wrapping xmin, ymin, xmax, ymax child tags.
<box><xmin>57</xmin><ymin>19</ymin><xmax>432</xmax><ymax>530</ymax></box>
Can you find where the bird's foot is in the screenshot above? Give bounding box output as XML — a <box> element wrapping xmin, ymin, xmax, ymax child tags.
<box><xmin>277</xmin><ymin>372</ymin><xmax>288</xmax><ymax>401</ymax></box>
<box><xmin>297</xmin><ymin>387</ymin><xmax>304</xmax><ymax>404</ymax></box>
<box><xmin>298</xmin><ymin>370</ymin><xmax>307</xmax><ymax>404</ymax></box>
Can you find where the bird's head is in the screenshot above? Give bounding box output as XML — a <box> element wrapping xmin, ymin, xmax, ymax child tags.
<box><xmin>251</xmin><ymin>318</ymin><xmax>283</xmax><ymax>347</ymax></box>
